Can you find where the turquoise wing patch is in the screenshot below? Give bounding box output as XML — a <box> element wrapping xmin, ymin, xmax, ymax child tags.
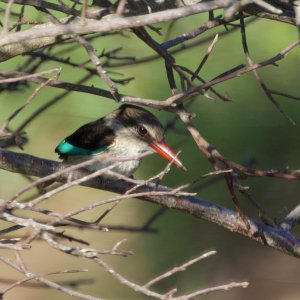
<box><xmin>55</xmin><ymin>140</ymin><xmax>107</xmax><ymax>155</ymax></box>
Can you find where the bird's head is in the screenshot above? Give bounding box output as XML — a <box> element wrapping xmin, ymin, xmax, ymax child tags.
<box><xmin>110</xmin><ymin>104</ymin><xmax>185</xmax><ymax>169</ymax></box>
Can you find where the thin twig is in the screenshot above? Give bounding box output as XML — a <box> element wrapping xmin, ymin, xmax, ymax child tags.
<box><xmin>144</xmin><ymin>250</ymin><xmax>216</xmax><ymax>288</ymax></box>
<box><xmin>0</xmin><ymin>77</ymin><xmax>55</xmax><ymax>134</ymax></box>
<box><xmin>0</xmin><ymin>69</ymin><xmax>114</xmax><ymax>99</ymax></box>
<box><xmin>1</xmin><ymin>0</ymin><xmax>15</xmax><ymax>35</ymax></box>
<box><xmin>0</xmin><ymin>254</ymin><xmax>104</xmax><ymax>300</ymax></box>
<box><xmin>191</xmin><ymin>34</ymin><xmax>219</xmax><ymax>80</ymax></box>
<box><xmin>123</xmin><ymin>39</ymin><xmax>300</xmax><ymax>108</ymax></box>
<box><xmin>239</xmin><ymin>13</ymin><xmax>295</xmax><ymax>124</ymax></box>
<box><xmin>116</xmin><ymin>0</ymin><xmax>126</xmax><ymax>16</ymax></box>
<box><xmin>281</xmin><ymin>204</ymin><xmax>300</xmax><ymax>231</ymax></box>
<box><xmin>269</xmin><ymin>89</ymin><xmax>300</xmax><ymax>101</ymax></box>
<box><xmin>40</xmin><ymin>231</ymin><xmax>132</xmax><ymax>258</ymax></box>
<box><xmin>252</xmin><ymin>0</ymin><xmax>282</xmax><ymax>14</ymax></box>
<box><xmin>15</xmin><ymin>73</ymin><xmax>93</xmax><ymax>132</ymax></box>
<box><xmin>94</xmin><ymin>257</ymin><xmax>248</xmax><ymax>300</ymax></box>
<box><xmin>0</xmin><ymin>68</ymin><xmax>61</xmax><ymax>84</ymax></box>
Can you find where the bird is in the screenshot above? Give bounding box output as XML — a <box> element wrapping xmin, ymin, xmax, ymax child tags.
<box><xmin>55</xmin><ymin>104</ymin><xmax>185</xmax><ymax>177</ymax></box>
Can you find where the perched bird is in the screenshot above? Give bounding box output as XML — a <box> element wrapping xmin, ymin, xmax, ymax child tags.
<box><xmin>55</xmin><ymin>104</ymin><xmax>184</xmax><ymax>176</ymax></box>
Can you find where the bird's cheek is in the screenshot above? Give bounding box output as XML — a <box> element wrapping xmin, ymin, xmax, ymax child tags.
<box><xmin>139</xmin><ymin>143</ymin><xmax>153</xmax><ymax>153</ymax></box>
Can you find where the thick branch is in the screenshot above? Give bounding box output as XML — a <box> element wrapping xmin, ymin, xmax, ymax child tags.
<box><xmin>1</xmin><ymin>148</ymin><xmax>300</xmax><ymax>258</ymax></box>
<box><xmin>0</xmin><ymin>1</ymin><xmax>230</xmax><ymax>49</ymax></box>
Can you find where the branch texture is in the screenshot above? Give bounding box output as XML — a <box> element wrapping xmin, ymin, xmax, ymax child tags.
<box><xmin>1</xmin><ymin>148</ymin><xmax>300</xmax><ymax>258</ymax></box>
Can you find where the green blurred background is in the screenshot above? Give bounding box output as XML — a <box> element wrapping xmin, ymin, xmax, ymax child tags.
<box><xmin>1</xmin><ymin>5</ymin><xmax>300</xmax><ymax>300</ymax></box>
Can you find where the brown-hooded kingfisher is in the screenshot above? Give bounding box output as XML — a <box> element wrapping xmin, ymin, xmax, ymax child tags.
<box><xmin>55</xmin><ymin>104</ymin><xmax>185</xmax><ymax>176</ymax></box>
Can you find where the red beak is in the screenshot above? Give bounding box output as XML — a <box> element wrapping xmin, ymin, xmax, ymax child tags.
<box><xmin>150</xmin><ymin>140</ymin><xmax>185</xmax><ymax>170</ymax></box>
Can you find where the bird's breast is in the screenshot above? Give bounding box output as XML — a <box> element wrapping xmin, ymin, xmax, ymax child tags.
<box><xmin>64</xmin><ymin>133</ymin><xmax>151</xmax><ymax>177</ymax></box>
<box><xmin>86</xmin><ymin>153</ymin><xmax>141</xmax><ymax>177</ymax></box>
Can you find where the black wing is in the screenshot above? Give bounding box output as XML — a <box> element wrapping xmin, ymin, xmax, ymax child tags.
<box><xmin>55</xmin><ymin>117</ymin><xmax>115</xmax><ymax>156</ymax></box>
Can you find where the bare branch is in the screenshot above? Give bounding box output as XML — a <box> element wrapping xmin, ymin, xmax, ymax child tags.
<box><xmin>0</xmin><ymin>69</ymin><xmax>114</xmax><ymax>99</ymax></box>
<box><xmin>239</xmin><ymin>14</ymin><xmax>295</xmax><ymax>124</ymax></box>
<box><xmin>0</xmin><ymin>1</ymin><xmax>299</xmax><ymax>299</ymax></box>
<box><xmin>94</xmin><ymin>257</ymin><xmax>248</xmax><ymax>299</ymax></box>
<box><xmin>1</xmin><ymin>148</ymin><xmax>300</xmax><ymax>258</ymax></box>
<box><xmin>0</xmin><ymin>254</ymin><xmax>104</xmax><ymax>300</ymax></box>
<box><xmin>144</xmin><ymin>250</ymin><xmax>217</xmax><ymax>288</ymax></box>
<box><xmin>281</xmin><ymin>205</ymin><xmax>300</xmax><ymax>231</ymax></box>
<box><xmin>40</xmin><ymin>231</ymin><xmax>132</xmax><ymax>258</ymax></box>
<box><xmin>1</xmin><ymin>0</ymin><xmax>15</xmax><ymax>35</ymax></box>
<box><xmin>0</xmin><ymin>77</ymin><xmax>55</xmax><ymax>135</ymax></box>
<box><xmin>0</xmin><ymin>1</ymin><xmax>231</xmax><ymax>49</ymax></box>
<box><xmin>0</xmin><ymin>67</ymin><xmax>61</xmax><ymax>84</ymax></box>
<box><xmin>191</xmin><ymin>34</ymin><xmax>219</xmax><ymax>81</ymax></box>
<box><xmin>171</xmin><ymin>281</ymin><xmax>249</xmax><ymax>299</ymax></box>
<box><xmin>123</xmin><ymin>39</ymin><xmax>300</xmax><ymax>108</ymax></box>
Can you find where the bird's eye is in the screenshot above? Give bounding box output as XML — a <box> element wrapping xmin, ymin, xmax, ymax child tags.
<box><xmin>137</xmin><ymin>126</ymin><xmax>148</xmax><ymax>136</ymax></box>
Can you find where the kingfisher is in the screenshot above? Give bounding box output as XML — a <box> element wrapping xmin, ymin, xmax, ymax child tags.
<box><xmin>55</xmin><ymin>104</ymin><xmax>185</xmax><ymax>176</ymax></box>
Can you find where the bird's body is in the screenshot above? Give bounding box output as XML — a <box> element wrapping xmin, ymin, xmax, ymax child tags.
<box><xmin>55</xmin><ymin>104</ymin><xmax>184</xmax><ymax>176</ymax></box>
